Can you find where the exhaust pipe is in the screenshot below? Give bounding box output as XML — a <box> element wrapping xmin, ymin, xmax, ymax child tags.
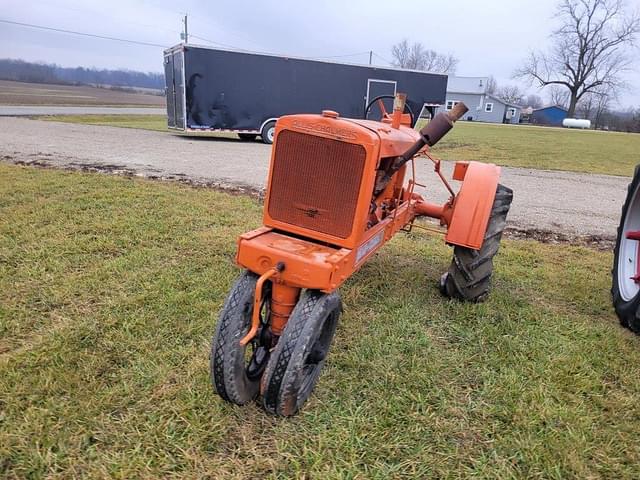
<box><xmin>373</xmin><ymin>102</ymin><xmax>468</xmax><ymax>195</ymax></box>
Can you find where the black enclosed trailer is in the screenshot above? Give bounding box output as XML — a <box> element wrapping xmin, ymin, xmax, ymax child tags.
<box><xmin>163</xmin><ymin>44</ymin><xmax>448</xmax><ymax>144</ymax></box>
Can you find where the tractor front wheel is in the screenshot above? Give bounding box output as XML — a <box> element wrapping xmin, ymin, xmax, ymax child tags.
<box><xmin>440</xmin><ymin>184</ymin><xmax>513</xmax><ymax>302</ymax></box>
<box><xmin>210</xmin><ymin>271</ymin><xmax>271</xmax><ymax>405</ymax></box>
<box><xmin>612</xmin><ymin>165</ymin><xmax>640</xmax><ymax>333</ymax></box>
<box><xmin>261</xmin><ymin>290</ymin><xmax>341</xmax><ymax>416</ymax></box>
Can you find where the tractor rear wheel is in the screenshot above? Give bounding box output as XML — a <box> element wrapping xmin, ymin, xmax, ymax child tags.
<box><xmin>440</xmin><ymin>184</ymin><xmax>513</xmax><ymax>302</ymax></box>
<box><xmin>261</xmin><ymin>290</ymin><xmax>341</xmax><ymax>416</ymax></box>
<box><xmin>210</xmin><ymin>270</ymin><xmax>271</xmax><ymax>405</ymax></box>
<box><xmin>612</xmin><ymin>165</ymin><xmax>640</xmax><ymax>333</ymax></box>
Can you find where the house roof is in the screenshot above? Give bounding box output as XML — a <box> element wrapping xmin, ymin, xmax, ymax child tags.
<box><xmin>445</xmin><ymin>88</ymin><xmax>522</xmax><ymax>109</ymax></box>
<box><xmin>532</xmin><ymin>105</ymin><xmax>568</xmax><ymax>112</ymax></box>
<box><xmin>485</xmin><ymin>93</ymin><xmax>521</xmax><ymax>109</ymax></box>
<box><xmin>446</xmin><ymin>76</ymin><xmax>488</xmax><ymax>95</ymax></box>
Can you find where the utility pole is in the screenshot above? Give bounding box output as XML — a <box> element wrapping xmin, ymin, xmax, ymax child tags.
<box><xmin>181</xmin><ymin>14</ymin><xmax>188</xmax><ymax>44</ymax></box>
<box><xmin>369</xmin><ymin>51</ymin><xmax>372</xmax><ymax>65</ymax></box>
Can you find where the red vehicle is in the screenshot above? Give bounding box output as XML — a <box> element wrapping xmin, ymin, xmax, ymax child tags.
<box><xmin>613</xmin><ymin>166</ymin><xmax>640</xmax><ymax>333</ymax></box>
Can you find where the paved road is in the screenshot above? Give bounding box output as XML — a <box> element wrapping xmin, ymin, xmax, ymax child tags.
<box><xmin>0</xmin><ymin>117</ymin><xmax>628</xmax><ymax>240</ymax></box>
<box><xmin>0</xmin><ymin>106</ymin><xmax>166</xmax><ymax>116</ymax></box>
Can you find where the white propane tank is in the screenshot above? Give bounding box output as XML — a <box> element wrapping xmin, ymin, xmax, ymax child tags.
<box><xmin>562</xmin><ymin>118</ymin><xmax>591</xmax><ymax>129</ymax></box>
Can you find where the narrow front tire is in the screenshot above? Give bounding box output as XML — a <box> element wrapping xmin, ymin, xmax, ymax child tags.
<box><xmin>261</xmin><ymin>290</ymin><xmax>341</xmax><ymax>416</ymax></box>
<box><xmin>211</xmin><ymin>271</ymin><xmax>271</xmax><ymax>405</ymax></box>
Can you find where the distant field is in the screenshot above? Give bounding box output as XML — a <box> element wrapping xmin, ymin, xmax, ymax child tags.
<box><xmin>0</xmin><ymin>80</ymin><xmax>165</xmax><ymax>107</ymax></box>
<box><xmin>430</xmin><ymin>121</ymin><xmax>640</xmax><ymax>177</ymax></box>
<box><xmin>40</xmin><ymin>114</ymin><xmax>640</xmax><ymax>176</ymax></box>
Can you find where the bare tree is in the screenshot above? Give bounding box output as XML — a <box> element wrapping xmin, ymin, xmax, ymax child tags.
<box><xmin>577</xmin><ymin>85</ymin><xmax>614</xmax><ymax>126</ymax></box>
<box><xmin>524</xmin><ymin>94</ymin><xmax>544</xmax><ymax>108</ymax></box>
<box><xmin>391</xmin><ymin>40</ymin><xmax>411</xmax><ymax>69</ymax></box>
<box><xmin>486</xmin><ymin>75</ymin><xmax>498</xmax><ymax>94</ymax></box>
<box><xmin>580</xmin><ymin>105</ymin><xmax>640</xmax><ymax>131</ymax></box>
<box><xmin>577</xmin><ymin>91</ymin><xmax>597</xmax><ymax>118</ymax></box>
<box><xmin>391</xmin><ymin>39</ymin><xmax>459</xmax><ymax>73</ymax></box>
<box><xmin>547</xmin><ymin>84</ymin><xmax>571</xmax><ymax>107</ymax></box>
<box><xmin>514</xmin><ymin>0</ymin><xmax>639</xmax><ymax>116</ymax></box>
<box><xmin>592</xmin><ymin>92</ymin><xmax>613</xmax><ymax>128</ymax></box>
<box><xmin>485</xmin><ymin>76</ymin><xmax>529</xmax><ymax>105</ymax></box>
<box><xmin>497</xmin><ymin>85</ymin><xmax>525</xmax><ymax>104</ymax></box>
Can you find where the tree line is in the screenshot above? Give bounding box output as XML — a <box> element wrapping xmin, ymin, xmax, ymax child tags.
<box><xmin>515</xmin><ymin>0</ymin><xmax>639</xmax><ymax>118</ymax></box>
<box><xmin>389</xmin><ymin>0</ymin><xmax>639</xmax><ymax>132</ymax></box>
<box><xmin>0</xmin><ymin>58</ymin><xmax>164</xmax><ymax>90</ymax></box>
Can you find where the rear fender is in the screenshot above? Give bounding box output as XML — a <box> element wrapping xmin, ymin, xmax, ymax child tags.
<box><xmin>445</xmin><ymin>161</ymin><xmax>501</xmax><ymax>250</ymax></box>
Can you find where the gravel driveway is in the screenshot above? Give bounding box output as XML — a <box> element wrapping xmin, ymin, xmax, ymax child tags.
<box><xmin>0</xmin><ymin>117</ymin><xmax>628</xmax><ymax>242</ymax></box>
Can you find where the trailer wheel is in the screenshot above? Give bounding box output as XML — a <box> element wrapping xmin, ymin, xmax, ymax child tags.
<box><xmin>211</xmin><ymin>270</ymin><xmax>272</xmax><ymax>405</ymax></box>
<box><xmin>260</xmin><ymin>121</ymin><xmax>276</xmax><ymax>145</ymax></box>
<box><xmin>440</xmin><ymin>184</ymin><xmax>513</xmax><ymax>302</ymax></box>
<box><xmin>612</xmin><ymin>165</ymin><xmax>640</xmax><ymax>333</ymax></box>
<box><xmin>238</xmin><ymin>133</ymin><xmax>257</xmax><ymax>141</ymax></box>
<box><xmin>261</xmin><ymin>290</ymin><xmax>341</xmax><ymax>416</ymax></box>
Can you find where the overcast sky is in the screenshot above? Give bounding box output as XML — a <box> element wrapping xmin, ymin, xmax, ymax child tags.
<box><xmin>2</xmin><ymin>0</ymin><xmax>639</xmax><ymax>107</ymax></box>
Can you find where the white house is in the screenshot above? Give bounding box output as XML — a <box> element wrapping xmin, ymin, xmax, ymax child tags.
<box><xmin>439</xmin><ymin>76</ymin><xmax>521</xmax><ymax>124</ymax></box>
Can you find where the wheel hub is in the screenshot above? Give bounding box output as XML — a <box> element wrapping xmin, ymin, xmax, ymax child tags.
<box><xmin>618</xmin><ymin>181</ymin><xmax>640</xmax><ymax>301</ymax></box>
<box><xmin>627</xmin><ymin>231</ymin><xmax>640</xmax><ymax>283</ymax></box>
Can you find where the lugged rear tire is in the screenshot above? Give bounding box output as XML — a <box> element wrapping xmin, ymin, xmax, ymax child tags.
<box><xmin>612</xmin><ymin>164</ymin><xmax>640</xmax><ymax>333</ymax></box>
<box><xmin>440</xmin><ymin>184</ymin><xmax>513</xmax><ymax>302</ymax></box>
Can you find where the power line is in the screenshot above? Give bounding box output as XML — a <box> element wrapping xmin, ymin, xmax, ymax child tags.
<box><xmin>312</xmin><ymin>51</ymin><xmax>371</xmax><ymax>60</ymax></box>
<box><xmin>189</xmin><ymin>35</ymin><xmax>373</xmax><ymax>63</ymax></box>
<box><xmin>0</xmin><ymin>19</ymin><xmax>169</xmax><ymax>48</ymax></box>
<box><xmin>373</xmin><ymin>52</ymin><xmax>393</xmax><ymax>65</ymax></box>
<box><xmin>189</xmin><ymin>33</ymin><xmax>250</xmax><ymax>51</ymax></box>
<box><xmin>3</xmin><ymin>17</ymin><xmax>391</xmax><ymax>67</ymax></box>
<box><xmin>35</xmin><ymin>2</ymin><xmax>181</xmax><ymax>36</ymax></box>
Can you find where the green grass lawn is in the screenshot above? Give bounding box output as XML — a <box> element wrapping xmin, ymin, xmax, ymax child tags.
<box><xmin>2</xmin><ymin>163</ymin><xmax>640</xmax><ymax>478</ymax></box>
<box><xmin>430</xmin><ymin>121</ymin><xmax>640</xmax><ymax>177</ymax></box>
<box><xmin>39</xmin><ymin>114</ymin><xmax>237</xmax><ymax>138</ymax></box>
<box><xmin>40</xmin><ymin>114</ymin><xmax>640</xmax><ymax>177</ymax></box>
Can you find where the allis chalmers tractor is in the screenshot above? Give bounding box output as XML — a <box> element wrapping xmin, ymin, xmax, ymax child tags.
<box><xmin>211</xmin><ymin>94</ymin><xmax>513</xmax><ymax>416</ymax></box>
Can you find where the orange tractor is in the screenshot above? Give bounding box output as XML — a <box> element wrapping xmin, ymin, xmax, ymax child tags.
<box><xmin>211</xmin><ymin>94</ymin><xmax>513</xmax><ymax>416</ymax></box>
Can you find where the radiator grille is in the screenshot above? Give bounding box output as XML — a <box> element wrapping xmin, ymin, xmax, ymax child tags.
<box><xmin>267</xmin><ymin>130</ymin><xmax>366</xmax><ymax>239</ymax></box>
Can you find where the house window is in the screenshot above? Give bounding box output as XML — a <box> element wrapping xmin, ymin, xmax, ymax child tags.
<box><xmin>508</xmin><ymin>107</ymin><xmax>516</xmax><ymax>117</ymax></box>
<box><xmin>446</xmin><ymin>100</ymin><xmax>459</xmax><ymax>111</ymax></box>
<box><xmin>485</xmin><ymin>102</ymin><xmax>494</xmax><ymax>113</ymax></box>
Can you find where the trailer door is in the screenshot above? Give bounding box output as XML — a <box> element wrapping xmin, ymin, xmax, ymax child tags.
<box><xmin>164</xmin><ymin>53</ymin><xmax>176</xmax><ymax>127</ymax></box>
<box><xmin>172</xmin><ymin>50</ymin><xmax>186</xmax><ymax>129</ymax></box>
<box><xmin>365</xmin><ymin>79</ymin><xmax>397</xmax><ymax>120</ymax></box>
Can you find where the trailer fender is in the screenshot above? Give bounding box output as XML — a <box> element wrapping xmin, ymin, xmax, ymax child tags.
<box><xmin>259</xmin><ymin>117</ymin><xmax>279</xmax><ymax>133</ymax></box>
<box><xmin>445</xmin><ymin>161</ymin><xmax>501</xmax><ymax>250</ymax></box>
